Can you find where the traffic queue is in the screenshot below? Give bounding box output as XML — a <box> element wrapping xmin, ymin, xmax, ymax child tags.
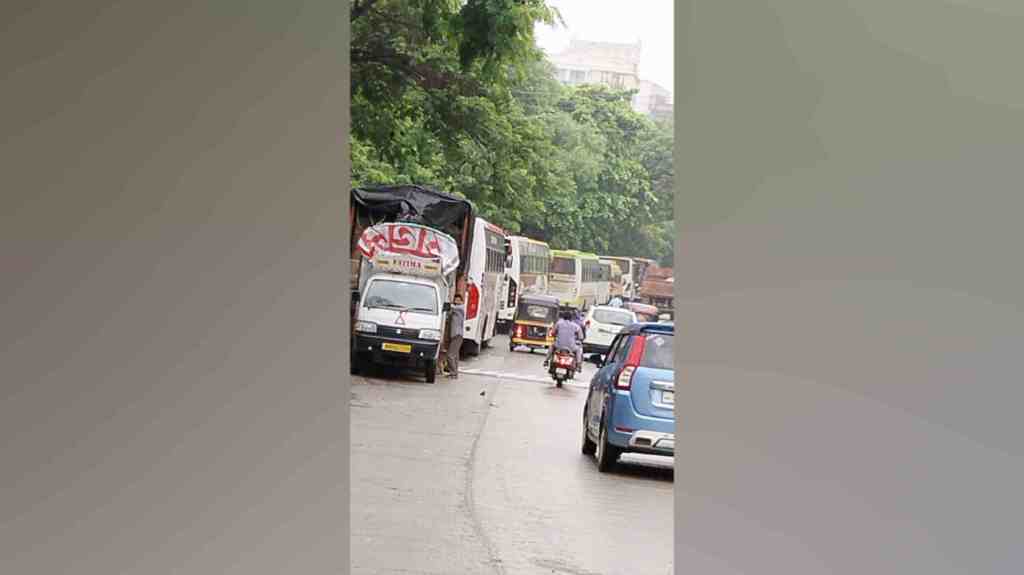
<box><xmin>349</xmin><ymin>184</ymin><xmax>668</xmax><ymax>380</ymax></box>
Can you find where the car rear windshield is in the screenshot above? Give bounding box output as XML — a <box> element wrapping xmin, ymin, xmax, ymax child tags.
<box><xmin>640</xmin><ymin>332</ymin><xmax>673</xmax><ymax>370</ymax></box>
<box><xmin>549</xmin><ymin>257</ymin><xmax>576</xmax><ymax>275</ymax></box>
<box><xmin>517</xmin><ymin>302</ymin><xmax>557</xmax><ymax>322</ymax></box>
<box><xmin>363</xmin><ymin>280</ymin><xmax>437</xmax><ymax>314</ymax></box>
<box><xmin>592</xmin><ymin>309</ymin><xmax>634</xmax><ymax>326</ymax></box>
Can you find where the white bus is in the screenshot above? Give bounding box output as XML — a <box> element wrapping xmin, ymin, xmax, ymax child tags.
<box><xmin>497</xmin><ymin>235</ymin><xmax>551</xmax><ymax>332</ymax></box>
<box><xmin>599</xmin><ymin>256</ymin><xmax>637</xmax><ymax>300</ymax></box>
<box><xmin>548</xmin><ymin>249</ymin><xmax>607</xmax><ymax>309</ymax></box>
<box><xmin>462</xmin><ymin>217</ymin><xmax>506</xmax><ymax>355</ymax></box>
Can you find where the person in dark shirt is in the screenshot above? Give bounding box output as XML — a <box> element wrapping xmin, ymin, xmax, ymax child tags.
<box><xmin>444</xmin><ymin>293</ymin><xmax>465</xmax><ymax>379</ymax></box>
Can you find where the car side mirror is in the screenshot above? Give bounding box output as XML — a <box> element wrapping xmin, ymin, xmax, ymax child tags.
<box><xmin>592</xmin><ymin>355</ymin><xmax>604</xmax><ymax>366</ymax></box>
<box><xmin>443</xmin><ymin>302</ymin><xmax>452</xmax><ymax>312</ymax></box>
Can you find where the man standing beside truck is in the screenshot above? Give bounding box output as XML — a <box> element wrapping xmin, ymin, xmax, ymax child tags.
<box><xmin>445</xmin><ymin>293</ymin><xmax>465</xmax><ymax>379</ymax></box>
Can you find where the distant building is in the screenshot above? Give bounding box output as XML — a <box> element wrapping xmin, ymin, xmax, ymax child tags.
<box><xmin>549</xmin><ymin>39</ymin><xmax>641</xmax><ymax>91</ymax></box>
<box><xmin>634</xmin><ymin>79</ymin><xmax>673</xmax><ymax>122</ymax></box>
<box><xmin>547</xmin><ymin>39</ymin><xmax>672</xmax><ymax>121</ymax></box>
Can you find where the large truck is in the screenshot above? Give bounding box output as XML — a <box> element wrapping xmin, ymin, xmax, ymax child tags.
<box><xmin>349</xmin><ymin>185</ymin><xmax>475</xmax><ymax>382</ymax></box>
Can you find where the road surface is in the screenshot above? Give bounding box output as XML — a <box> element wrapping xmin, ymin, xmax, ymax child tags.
<box><xmin>351</xmin><ymin>334</ymin><xmax>674</xmax><ymax>575</ymax></box>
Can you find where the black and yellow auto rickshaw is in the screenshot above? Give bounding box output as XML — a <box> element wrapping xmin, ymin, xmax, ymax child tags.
<box><xmin>509</xmin><ymin>294</ymin><xmax>561</xmax><ymax>353</ymax></box>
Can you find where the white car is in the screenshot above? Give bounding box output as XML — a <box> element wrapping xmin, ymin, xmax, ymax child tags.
<box><xmin>582</xmin><ymin>305</ymin><xmax>638</xmax><ymax>358</ymax></box>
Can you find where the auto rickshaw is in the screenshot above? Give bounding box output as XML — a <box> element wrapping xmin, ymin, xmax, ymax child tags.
<box><xmin>509</xmin><ymin>294</ymin><xmax>561</xmax><ymax>353</ymax></box>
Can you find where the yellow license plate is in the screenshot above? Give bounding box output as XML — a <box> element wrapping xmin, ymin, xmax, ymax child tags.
<box><xmin>382</xmin><ymin>342</ymin><xmax>412</xmax><ymax>353</ymax></box>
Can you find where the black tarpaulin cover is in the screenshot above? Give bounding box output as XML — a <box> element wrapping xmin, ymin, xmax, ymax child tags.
<box><xmin>351</xmin><ymin>184</ymin><xmax>474</xmax><ymax>241</ymax></box>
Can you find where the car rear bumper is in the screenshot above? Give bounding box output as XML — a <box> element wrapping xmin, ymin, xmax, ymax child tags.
<box><xmin>626</xmin><ymin>430</ymin><xmax>674</xmax><ymax>455</ymax></box>
<box><xmin>606</xmin><ymin>393</ymin><xmax>674</xmax><ymax>454</ymax></box>
<box><xmin>353</xmin><ymin>334</ymin><xmax>439</xmax><ymax>367</ymax></box>
<box><xmin>582</xmin><ymin>342</ymin><xmax>610</xmax><ymax>355</ymax></box>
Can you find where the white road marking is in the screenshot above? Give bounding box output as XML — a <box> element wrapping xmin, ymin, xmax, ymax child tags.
<box><xmin>459</xmin><ymin>368</ymin><xmax>590</xmax><ymax>389</ymax></box>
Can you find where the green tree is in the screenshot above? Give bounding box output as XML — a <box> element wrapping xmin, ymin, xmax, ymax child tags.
<box><xmin>349</xmin><ymin>0</ymin><xmax>675</xmax><ymax>265</ymax></box>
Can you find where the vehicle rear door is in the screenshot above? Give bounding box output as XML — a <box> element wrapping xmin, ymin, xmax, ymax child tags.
<box><xmin>627</xmin><ymin>331</ymin><xmax>675</xmax><ymax>420</ymax></box>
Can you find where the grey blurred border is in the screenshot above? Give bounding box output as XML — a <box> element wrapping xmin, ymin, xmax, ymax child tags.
<box><xmin>1</xmin><ymin>2</ymin><xmax>350</xmax><ymax>574</ymax></box>
<box><xmin>675</xmin><ymin>2</ymin><xmax>1023</xmax><ymax>574</ymax></box>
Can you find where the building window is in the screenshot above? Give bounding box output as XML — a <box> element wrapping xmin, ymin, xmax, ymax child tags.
<box><xmin>570</xmin><ymin>70</ymin><xmax>586</xmax><ymax>84</ymax></box>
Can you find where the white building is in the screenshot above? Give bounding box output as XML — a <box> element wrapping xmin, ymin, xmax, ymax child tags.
<box><xmin>547</xmin><ymin>39</ymin><xmax>672</xmax><ymax>121</ymax></box>
<box><xmin>634</xmin><ymin>79</ymin><xmax>673</xmax><ymax>121</ymax></box>
<box><xmin>548</xmin><ymin>39</ymin><xmax>641</xmax><ymax>91</ymax></box>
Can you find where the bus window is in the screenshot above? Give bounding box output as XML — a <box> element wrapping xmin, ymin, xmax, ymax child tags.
<box><xmin>550</xmin><ymin>257</ymin><xmax>576</xmax><ymax>275</ymax></box>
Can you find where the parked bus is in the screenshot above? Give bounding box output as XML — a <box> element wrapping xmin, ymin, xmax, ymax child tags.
<box><xmin>599</xmin><ymin>256</ymin><xmax>637</xmax><ymax>300</ymax></box>
<box><xmin>548</xmin><ymin>249</ymin><xmax>606</xmax><ymax>309</ymax></box>
<box><xmin>462</xmin><ymin>217</ymin><xmax>506</xmax><ymax>355</ymax></box>
<box><xmin>497</xmin><ymin>235</ymin><xmax>551</xmax><ymax>333</ymax></box>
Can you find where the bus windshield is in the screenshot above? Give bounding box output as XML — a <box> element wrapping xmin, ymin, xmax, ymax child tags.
<box><xmin>550</xmin><ymin>257</ymin><xmax>576</xmax><ymax>275</ymax></box>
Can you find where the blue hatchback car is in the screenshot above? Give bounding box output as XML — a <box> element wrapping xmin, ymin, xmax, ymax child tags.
<box><xmin>581</xmin><ymin>322</ymin><xmax>674</xmax><ymax>472</ymax></box>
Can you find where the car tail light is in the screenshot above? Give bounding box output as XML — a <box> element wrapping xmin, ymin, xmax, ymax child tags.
<box><xmin>615</xmin><ymin>335</ymin><xmax>647</xmax><ymax>390</ymax></box>
<box><xmin>467</xmin><ymin>283</ymin><xmax>480</xmax><ymax>319</ymax></box>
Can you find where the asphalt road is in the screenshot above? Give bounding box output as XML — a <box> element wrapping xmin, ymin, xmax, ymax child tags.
<box><xmin>351</xmin><ymin>334</ymin><xmax>674</xmax><ymax>575</ymax></box>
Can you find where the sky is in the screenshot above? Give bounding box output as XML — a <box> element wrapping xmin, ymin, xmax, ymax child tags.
<box><xmin>534</xmin><ymin>0</ymin><xmax>675</xmax><ymax>96</ymax></box>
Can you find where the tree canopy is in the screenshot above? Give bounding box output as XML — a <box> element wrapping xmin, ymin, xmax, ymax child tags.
<box><xmin>350</xmin><ymin>0</ymin><xmax>674</xmax><ymax>265</ymax></box>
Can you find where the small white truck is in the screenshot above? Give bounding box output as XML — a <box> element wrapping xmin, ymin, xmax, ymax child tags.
<box><xmin>351</xmin><ymin>222</ymin><xmax>460</xmax><ymax>383</ymax></box>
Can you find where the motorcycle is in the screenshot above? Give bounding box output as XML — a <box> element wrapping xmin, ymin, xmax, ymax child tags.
<box><xmin>548</xmin><ymin>347</ymin><xmax>579</xmax><ymax>388</ymax></box>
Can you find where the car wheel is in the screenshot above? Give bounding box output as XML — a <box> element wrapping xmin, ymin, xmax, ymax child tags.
<box><xmin>596</xmin><ymin>418</ymin><xmax>621</xmax><ymax>472</ymax></box>
<box><xmin>465</xmin><ymin>339</ymin><xmax>480</xmax><ymax>357</ymax></box>
<box><xmin>424</xmin><ymin>360</ymin><xmax>436</xmax><ymax>384</ymax></box>
<box><xmin>581</xmin><ymin>408</ymin><xmax>597</xmax><ymax>455</ymax></box>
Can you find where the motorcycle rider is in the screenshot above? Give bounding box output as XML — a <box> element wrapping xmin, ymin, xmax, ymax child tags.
<box><xmin>544</xmin><ymin>310</ymin><xmax>583</xmax><ymax>373</ymax></box>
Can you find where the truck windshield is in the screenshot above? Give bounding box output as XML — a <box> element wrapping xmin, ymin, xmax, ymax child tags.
<box><xmin>363</xmin><ymin>280</ymin><xmax>438</xmax><ymax>314</ymax></box>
